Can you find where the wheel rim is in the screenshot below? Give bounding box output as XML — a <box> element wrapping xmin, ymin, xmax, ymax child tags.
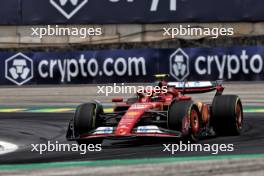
<box><xmin>236</xmin><ymin>103</ymin><xmax>242</xmax><ymax>129</ymax></box>
<box><xmin>190</xmin><ymin>109</ymin><xmax>199</xmax><ymax>134</ymax></box>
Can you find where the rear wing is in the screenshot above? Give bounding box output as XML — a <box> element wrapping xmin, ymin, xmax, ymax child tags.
<box><xmin>167</xmin><ymin>81</ymin><xmax>224</xmax><ymax>94</ymax></box>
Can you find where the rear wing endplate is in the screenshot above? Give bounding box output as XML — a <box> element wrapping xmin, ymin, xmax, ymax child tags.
<box><xmin>167</xmin><ymin>81</ymin><xmax>224</xmax><ymax>94</ymax></box>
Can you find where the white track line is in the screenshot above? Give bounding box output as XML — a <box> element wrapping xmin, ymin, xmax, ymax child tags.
<box><xmin>0</xmin><ymin>141</ymin><xmax>18</xmax><ymax>155</ymax></box>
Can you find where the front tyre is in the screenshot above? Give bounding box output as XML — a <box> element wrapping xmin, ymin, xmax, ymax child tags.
<box><xmin>168</xmin><ymin>100</ymin><xmax>201</xmax><ymax>142</ymax></box>
<box><xmin>211</xmin><ymin>95</ymin><xmax>243</xmax><ymax>135</ymax></box>
<box><xmin>74</xmin><ymin>102</ymin><xmax>103</xmax><ymax>144</ymax></box>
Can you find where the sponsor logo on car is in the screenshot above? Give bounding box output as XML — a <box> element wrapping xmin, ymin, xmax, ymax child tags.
<box><xmin>136</xmin><ymin>126</ymin><xmax>163</xmax><ymax>133</ymax></box>
<box><xmin>93</xmin><ymin>127</ymin><xmax>114</xmax><ymax>134</ymax></box>
<box><xmin>126</xmin><ymin>111</ymin><xmax>140</xmax><ymax>116</ymax></box>
<box><xmin>130</xmin><ymin>104</ymin><xmax>149</xmax><ymax>109</ymax></box>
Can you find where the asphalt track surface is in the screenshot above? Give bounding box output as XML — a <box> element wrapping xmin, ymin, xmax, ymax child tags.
<box><xmin>0</xmin><ymin>111</ymin><xmax>263</xmax><ymax>164</ymax></box>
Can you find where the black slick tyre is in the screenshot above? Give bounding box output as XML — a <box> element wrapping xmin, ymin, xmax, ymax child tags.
<box><xmin>74</xmin><ymin>103</ymin><xmax>103</xmax><ymax>144</ymax></box>
<box><xmin>211</xmin><ymin>95</ymin><xmax>243</xmax><ymax>136</ymax></box>
<box><xmin>168</xmin><ymin>100</ymin><xmax>201</xmax><ymax>142</ymax></box>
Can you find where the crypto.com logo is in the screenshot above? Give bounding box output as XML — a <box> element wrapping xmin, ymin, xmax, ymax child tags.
<box><xmin>50</xmin><ymin>0</ymin><xmax>88</xmax><ymax>19</ymax></box>
<box><xmin>170</xmin><ymin>48</ymin><xmax>190</xmax><ymax>81</ymax></box>
<box><xmin>5</xmin><ymin>53</ymin><xmax>33</xmax><ymax>86</ymax></box>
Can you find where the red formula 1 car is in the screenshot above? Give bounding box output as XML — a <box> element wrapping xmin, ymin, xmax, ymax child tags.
<box><xmin>66</xmin><ymin>78</ymin><xmax>243</xmax><ymax>145</ymax></box>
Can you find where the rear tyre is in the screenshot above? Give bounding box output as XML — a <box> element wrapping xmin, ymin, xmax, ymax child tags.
<box><xmin>168</xmin><ymin>100</ymin><xmax>201</xmax><ymax>142</ymax></box>
<box><xmin>211</xmin><ymin>95</ymin><xmax>243</xmax><ymax>135</ymax></box>
<box><xmin>74</xmin><ymin>102</ymin><xmax>103</xmax><ymax>144</ymax></box>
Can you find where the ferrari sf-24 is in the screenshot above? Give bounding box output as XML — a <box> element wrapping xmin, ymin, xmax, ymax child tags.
<box><xmin>67</xmin><ymin>78</ymin><xmax>243</xmax><ymax>145</ymax></box>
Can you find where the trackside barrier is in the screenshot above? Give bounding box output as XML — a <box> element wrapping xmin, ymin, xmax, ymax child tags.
<box><xmin>1</xmin><ymin>46</ymin><xmax>264</xmax><ymax>86</ymax></box>
<box><xmin>1</xmin><ymin>0</ymin><xmax>264</xmax><ymax>24</ymax></box>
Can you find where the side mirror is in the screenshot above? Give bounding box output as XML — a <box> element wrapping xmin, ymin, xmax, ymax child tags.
<box><xmin>112</xmin><ymin>98</ymin><xmax>123</xmax><ymax>102</ymax></box>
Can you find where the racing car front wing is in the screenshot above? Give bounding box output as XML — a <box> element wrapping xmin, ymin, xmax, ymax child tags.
<box><xmin>66</xmin><ymin>121</ymin><xmax>182</xmax><ymax>141</ymax></box>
